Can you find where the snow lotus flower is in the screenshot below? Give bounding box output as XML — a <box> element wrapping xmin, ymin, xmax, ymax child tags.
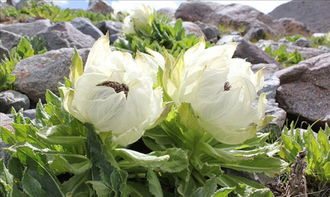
<box><xmin>163</xmin><ymin>41</ymin><xmax>267</xmax><ymax>144</ymax></box>
<box><xmin>60</xmin><ymin>34</ymin><xmax>163</xmax><ymax>146</ymax></box>
<box><xmin>123</xmin><ymin>4</ymin><xmax>154</xmax><ymax>34</ymax></box>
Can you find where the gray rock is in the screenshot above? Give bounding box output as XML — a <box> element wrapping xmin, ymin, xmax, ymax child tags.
<box><xmin>217</xmin><ymin>35</ymin><xmax>243</xmax><ymax>45</ymax></box>
<box><xmin>253</xmin><ymin>63</ymin><xmax>286</xmax><ymax>128</ymax></box>
<box><xmin>16</xmin><ymin>0</ymin><xmax>50</xmax><ymax>10</ymax></box>
<box><xmin>195</xmin><ymin>21</ymin><xmax>220</xmax><ymax>43</ymax></box>
<box><xmin>71</xmin><ymin>17</ymin><xmax>104</xmax><ymax>40</ymax></box>
<box><xmin>243</xmin><ymin>23</ymin><xmax>268</xmax><ymax>42</ymax></box>
<box><xmin>96</xmin><ymin>20</ymin><xmax>123</xmax><ymax>35</ymax></box>
<box><xmin>0</xmin><ymin>113</ymin><xmax>12</xmax><ymax>161</ymax></box>
<box><xmin>87</xmin><ymin>0</ymin><xmax>113</xmax><ymax>14</ymax></box>
<box><xmin>0</xmin><ymin>30</ymin><xmax>21</xmax><ymax>50</ymax></box>
<box><xmin>0</xmin><ymin>19</ymin><xmax>51</xmax><ymax>37</ymax></box>
<box><xmin>12</xmin><ymin>48</ymin><xmax>90</xmax><ymax>104</ymax></box>
<box><xmin>257</xmin><ymin>39</ymin><xmax>330</xmax><ymax>60</ymax></box>
<box><xmin>266</xmin><ymin>99</ymin><xmax>287</xmax><ymax>130</ymax></box>
<box><xmin>170</xmin><ymin>21</ymin><xmax>204</xmax><ymax>37</ymax></box>
<box><xmin>0</xmin><ymin>90</ymin><xmax>30</xmax><ymax>113</ymax></box>
<box><xmin>157</xmin><ymin>8</ymin><xmax>176</xmax><ymax>20</ymax></box>
<box><xmin>269</xmin><ymin>0</ymin><xmax>330</xmax><ymax>33</ymax></box>
<box><xmin>37</xmin><ymin>22</ymin><xmax>95</xmax><ymax>50</ymax></box>
<box><xmin>0</xmin><ymin>113</ymin><xmax>13</xmax><ymax>131</ymax></box>
<box><xmin>233</xmin><ymin>39</ymin><xmax>280</xmax><ymax>66</ymax></box>
<box><xmin>294</xmin><ymin>37</ymin><xmax>310</xmax><ymax>48</ymax></box>
<box><xmin>22</xmin><ymin>109</ymin><xmax>36</xmax><ymax>120</ymax></box>
<box><xmin>253</xmin><ymin>63</ymin><xmax>280</xmax><ymax>99</ymax></box>
<box><xmin>275</xmin><ymin>53</ymin><xmax>330</xmax><ymax>126</ymax></box>
<box><xmin>275</xmin><ymin>18</ymin><xmax>311</xmax><ymax>37</ymax></box>
<box><xmin>109</xmin><ymin>33</ymin><xmax>122</xmax><ymax>44</ymax></box>
<box><xmin>175</xmin><ymin>2</ymin><xmax>281</xmax><ymax>37</ymax></box>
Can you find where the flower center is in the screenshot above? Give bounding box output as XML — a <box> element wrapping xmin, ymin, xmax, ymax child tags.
<box><xmin>97</xmin><ymin>81</ymin><xmax>129</xmax><ymax>97</ymax></box>
<box><xmin>224</xmin><ymin>81</ymin><xmax>231</xmax><ymax>91</ymax></box>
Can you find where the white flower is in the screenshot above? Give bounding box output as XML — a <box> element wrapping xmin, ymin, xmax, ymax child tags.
<box><xmin>164</xmin><ymin>41</ymin><xmax>267</xmax><ymax>144</ymax></box>
<box><xmin>122</xmin><ymin>4</ymin><xmax>154</xmax><ymax>34</ymax></box>
<box><xmin>60</xmin><ymin>34</ymin><xmax>163</xmax><ymax>146</ymax></box>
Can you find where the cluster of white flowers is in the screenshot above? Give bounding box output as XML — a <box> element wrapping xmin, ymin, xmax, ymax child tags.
<box><xmin>62</xmin><ymin>6</ymin><xmax>268</xmax><ymax>146</ymax></box>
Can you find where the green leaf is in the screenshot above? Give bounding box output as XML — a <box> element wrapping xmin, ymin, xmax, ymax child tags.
<box><xmin>86</xmin><ymin>124</ymin><xmax>127</xmax><ymax>196</ymax></box>
<box><xmin>115</xmin><ymin>148</ymin><xmax>169</xmax><ymax>169</ymax></box>
<box><xmin>220</xmin><ymin>156</ymin><xmax>286</xmax><ymax>176</ymax></box>
<box><xmin>48</xmin><ymin>154</ymin><xmax>91</xmax><ymax>175</ymax></box>
<box><xmin>151</xmin><ymin>148</ymin><xmax>189</xmax><ymax>173</ymax></box>
<box><xmin>16</xmin><ymin>37</ymin><xmax>35</xmax><ymax>59</ymax></box>
<box><xmin>147</xmin><ymin>170</ymin><xmax>163</xmax><ymax>197</ymax></box>
<box><xmin>22</xmin><ymin>168</ymin><xmax>47</xmax><ymax>197</ymax></box>
<box><xmin>237</xmin><ymin>184</ymin><xmax>273</xmax><ymax>197</ymax></box>
<box><xmin>216</xmin><ymin>174</ymin><xmax>273</xmax><ymax>197</ymax></box>
<box><xmin>212</xmin><ymin>187</ymin><xmax>235</xmax><ymax>197</ymax></box>
<box><xmin>0</xmin><ymin>158</ymin><xmax>13</xmax><ymax>194</ymax></box>
<box><xmin>61</xmin><ymin>173</ymin><xmax>90</xmax><ymax>196</ymax></box>
<box><xmin>193</xmin><ymin>177</ymin><xmax>218</xmax><ymax>197</ymax></box>
<box><xmin>87</xmin><ymin>181</ymin><xmax>112</xmax><ymax>197</ymax></box>
<box><xmin>37</xmin><ymin>125</ymin><xmax>86</xmax><ymax>145</ymax></box>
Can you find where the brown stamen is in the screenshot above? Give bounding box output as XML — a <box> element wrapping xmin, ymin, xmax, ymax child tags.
<box><xmin>97</xmin><ymin>81</ymin><xmax>129</xmax><ymax>97</ymax></box>
<box><xmin>224</xmin><ymin>81</ymin><xmax>231</xmax><ymax>91</ymax></box>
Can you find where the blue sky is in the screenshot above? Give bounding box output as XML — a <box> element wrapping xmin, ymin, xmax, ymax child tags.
<box><xmin>52</xmin><ymin>0</ymin><xmax>289</xmax><ymax>14</ymax></box>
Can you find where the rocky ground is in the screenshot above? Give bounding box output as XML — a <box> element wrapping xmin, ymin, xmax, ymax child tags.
<box><xmin>0</xmin><ymin>0</ymin><xmax>329</xmax><ymax>196</ymax></box>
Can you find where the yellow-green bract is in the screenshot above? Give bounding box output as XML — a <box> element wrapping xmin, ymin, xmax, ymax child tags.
<box><xmin>60</xmin><ymin>33</ymin><xmax>164</xmax><ymax>146</ymax></box>
<box><xmin>162</xmin><ymin>40</ymin><xmax>269</xmax><ymax>144</ymax></box>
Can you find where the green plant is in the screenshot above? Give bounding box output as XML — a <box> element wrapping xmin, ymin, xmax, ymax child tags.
<box><xmin>310</xmin><ymin>35</ymin><xmax>330</xmax><ymax>48</ymax></box>
<box><xmin>116</xmin><ymin>14</ymin><xmax>209</xmax><ymax>57</ymax></box>
<box><xmin>265</xmin><ymin>45</ymin><xmax>304</xmax><ymax>67</ymax></box>
<box><xmin>0</xmin><ymin>36</ymin><xmax>47</xmax><ymax>91</ymax></box>
<box><xmin>218</xmin><ymin>25</ymin><xmax>247</xmax><ymax>35</ymax></box>
<box><xmin>279</xmin><ymin>123</ymin><xmax>330</xmax><ymax>183</ymax></box>
<box><xmin>285</xmin><ymin>35</ymin><xmax>303</xmax><ymax>42</ymax></box>
<box><xmin>0</xmin><ymin>1</ymin><xmax>121</xmax><ymax>24</ymax></box>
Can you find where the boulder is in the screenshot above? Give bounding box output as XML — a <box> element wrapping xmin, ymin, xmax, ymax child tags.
<box><xmin>0</xmin><ymin>19</ymin><xmax>51</xmax><ymax>37</ymax></box>
<box><xmin>294</xmin><ymin>37</ymin><xmax>310</xmax><ymax>48</ymax></box>
<box><xmin>87</xmin><ymin>0</ymin><xmax>113</xmax><ymax>14</ymax></box>
<box><xmin>243</xmin><ymin>23</ymin><xmax>268</xmax><ymax>41</ymax></box>
<box><xmin>275</xmin><ymin>53</ymin><xmax>330</xmax><ymax>125</ymax></box>
<box><xmin>217</xmin><ymin>35</ymin><xmax>243</xmax><ymax>45</ymax></box>
<box><xmin>0</xmin><ymin>90</ymin><xmax>30</xmax><ymax>113</ymax></box>
<box><xmin>170</xmin><ymin>21</ymin><xmax>204</xmax><ymax>37</ymax></box>
<box><xmin>275</xmin><ymin>18</ymin><xmax>311</xmax><ymax>37</ymax></box>
<box><xmin>22</xmin><ymin>109</ymin><xmax>36</xmax><ymax>120</ymax></box>
<box><xmin>37</xmin><ymin>22</ymin><xmax>95</xmax><ymax>50</ymax></box>
<box><xmin>0</xmin><ymin>30</ymin><xmax>21</xmax><ymax>50</ymax></box>
<box><xmin>257</xmin><ymin>40</ymin><xmax>330</xmax><ymax>60</ymax></box>
<box><xmin>157</xmin><ymin>8</ymin><xmax>176</xmax><ymax>20</ymax></box>
<box><xmin>0</xmin><ymin>113</ymin><xmax>13</xmax><ymax>161</ymax></box>
<box><xmin>195</xmin><ymin>21</ymin><xmax>220</xmax><ymax>43</ymax></box>
<box><xmin>175</xmin><ymin>2</ymin><xmax>281</xmax><ymax>37</ymax></box>
<box><xmin>12</xmin><ymin>48</ymin><xmax>90</xmax><ymax>104</ymax></box>
<box><xmin>96</xmin><ymin>20</ymin><xmax>123</xmax><ymax>35</ymax></box>
<box><xmin>0</xmin><ymin>113</ymin><xmax>13</xmax><ymax>132</ymax></box>
<box><xmin>71</xmin><ymin>17</ymin><xmax>104</xmax><ymax>40</ymax></box>
<box><xmin>233</xmin><ymin>39</ymin><xmax>280</xmax><ymax>66</ymax></box>
<box><xmin>16</xmin><ymin>0</ymin><xmax>50</xmax><ymax>10</ymax></box>
<box><xmin>269</xmin><ymin>0</ymin><xmax>330</xmax><ymax>33</ymax></box>
<box><xmin>252</xmin><ymin>63</ymin><xmax>286</xmax><ymax>128</ymax></box>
